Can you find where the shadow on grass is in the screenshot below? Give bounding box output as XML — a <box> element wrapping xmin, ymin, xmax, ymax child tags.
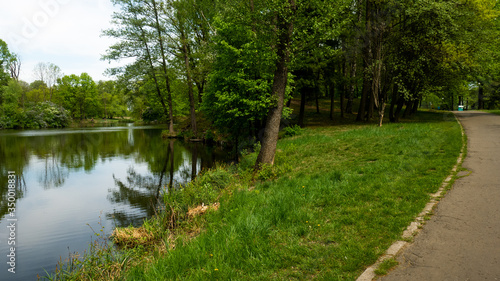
<box><xmin>288</xmin><ymin>98</ymin><xmax>459</xmax><ymax>128</ymax></box>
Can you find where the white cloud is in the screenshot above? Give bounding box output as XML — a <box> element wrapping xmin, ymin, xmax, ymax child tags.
<box><xmin>0</xmin><ymin>0</ymin><xmax>124</xmax><ymax>83</ymax></box>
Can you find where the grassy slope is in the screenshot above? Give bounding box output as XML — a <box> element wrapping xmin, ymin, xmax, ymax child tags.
<box><xmin>483</xmin><ymin>110</ymin><xmax>500</xmax><ymax>116</ymax></box>
<box><xmin>123</xmin><ymin>110</ymin><xmax>463</xmax><ymax>280</ymax></box>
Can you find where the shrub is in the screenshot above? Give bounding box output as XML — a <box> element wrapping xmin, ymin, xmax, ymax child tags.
<box><xmin>142</xmin><ymin>107</ymin><xmax>163</xmax><ymax>122</ymax></box>
<box><xmin>0</xmin><ymin>102</ymin><xmax>71</xmax><ymax>129</ymax></box>
<box><xmin>282</xmin><ymin>124</ymin><xmax>303</xmax><ymax>137</ymax></box>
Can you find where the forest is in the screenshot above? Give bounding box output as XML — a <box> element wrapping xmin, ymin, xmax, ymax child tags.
<box><xmin>1</xmin><ymin>0</ymin><xmax>499</xmax><ymax>168</ymax></box>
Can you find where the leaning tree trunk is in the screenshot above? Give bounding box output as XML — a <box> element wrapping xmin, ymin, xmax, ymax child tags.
<box><xmin>152</xmin><ymin>0</ymin><xmax>175</xmax><ymax>134</ymax></box>
<box><xmin>255</xmin><ymin>0</ymin><xmax>295</xmax><ymax>169</ymax></box>
<box><xmin>138</xmin><ymin>24</ymin><xmax>169</xmax><ymax>121</ymax></box>
<box><xmin>180</xmin><ymin>30</ymin><xmax>197</xmax><ymax>137</ymax></box>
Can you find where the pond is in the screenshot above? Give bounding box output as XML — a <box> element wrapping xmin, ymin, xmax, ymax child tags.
<box><xmin>0</xmin><ymin>125</ymin><xmax>230</xmax><ymax>280</ymax></box>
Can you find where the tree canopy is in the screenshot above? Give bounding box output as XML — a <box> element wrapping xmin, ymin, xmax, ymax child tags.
<box><xmin>2</xmin><ymin>0</ymin><xmax>499</xmax><ymax>168</ymax></box>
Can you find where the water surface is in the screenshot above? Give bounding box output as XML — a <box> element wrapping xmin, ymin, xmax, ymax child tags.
<box><xmin>0</xmin><ymin>125</ymin><xmax>229</xmax><ymax>280</ymax></box>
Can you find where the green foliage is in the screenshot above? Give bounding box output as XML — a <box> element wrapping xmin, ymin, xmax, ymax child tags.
<box><xmin>54</xmin><ymin>73</ymin><xmax>100</xmax><ymax>119</ymax></box>
<box><xmin>203</xmin><ymin>18</ymin><xmax>275</xmax><ymax>141</ymax></box>
<box><xmin>0</xmin><ymin>79</ymin><xmax>72</xmax><ymax>129</ymax></box>
<box><xmin>141</xmin><ymin>106</ymin><xmax>163</xmax><ymax>122</ymax></box>
<box><xmin>282</xmin><ymin>124</ymin><xmax>304</xmax><ymax>138</ymax></box>
<box><xmin>149</xmin><ymin>164</ymin><xmax>234</xmax><ymax>233</ymax></box>
<box><xmin>97</xmin><ymin>80</ymin><xmax>128</xmax><ymax>119</ymax></box>
<box><xmin>255</xmin><ymin>162</ymin><xmax>293</xmax><ymax>181</ymax></box>
<box><xmin>0</xmin><ymin>102</ymin><xmax>71</xmax><ymax>129</ymax></box>
<box><xmin>0</xmin><ymin>39</ymin><xmax>12</xmax><ymax>88</ymax></box>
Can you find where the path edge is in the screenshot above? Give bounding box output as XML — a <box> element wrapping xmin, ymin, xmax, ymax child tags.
<box><xmin>356</xmin><ymin>112</ymin><xmax>467</xmax><ymax>281</ymax></box>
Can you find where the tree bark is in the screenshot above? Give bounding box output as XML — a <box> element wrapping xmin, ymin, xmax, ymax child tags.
<box><xmin>329</xmin><ymin>83</ymin><xmax>335</xmax><ymax>121</ymax></box>
<box><xmin>340</xmin><ymin>61</ymin><xmax>346</xmax><ymax>118</ymax></box>
<box><xmin>393</xmin><ymin>94</ymin><xmax>405</xmax><ymax>123</ymax></box>
<box><xmin>315</xmin><ymin>85</ymin><xmax>320</xmax><ymax>114</ymax></box>
<box><xmin>152</xmin><ymin>0</ymin><xmax>175</xmax><ymax>134</ymax></box>
<box><xmin>180</xmin><ymin>29</ymin><xmax>197</xmax><ymax>137</ymax></box>
<box><xmin>298</xmin><ymin>88</ymin><xmax>306</xmax><ymax>127</ymax></box>
<box><xmin>255</xmin><ymin>0</ymin><xmax>295</xmax><ymax>169</ymax></box>
<box><xmin>138</xmin><ymin>23</ymin><xmax>169</xmax><ymax>121</ymax></box>
<box><xmin>357</xmin><ymin>73</ymin><xmax>370</xmax><ymax>121</ymax></box>
<box><xmin>478</xmin><ymin>83</ymin><xmax>484</xmax><ymax>110</ymax></box>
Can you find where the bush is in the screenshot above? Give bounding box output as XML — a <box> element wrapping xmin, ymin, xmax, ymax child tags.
<box><xmin>0</xmin><ymin>102</ymin><xmax>71</xmax><ymax>129</ymax></box>
<box><xmin>142</xmin><ymin>107</ymin><xmax>163</xmax><ymax>122</ymax></box>
<box><xmin>181</xmin><ymin>166</ymin><xmax>232</xmax><ymax>207</ymax></box>
<box><xmin>282</xmin><ymin>124</ymin><xmax>303</xmax><ymax>137</ymax></box>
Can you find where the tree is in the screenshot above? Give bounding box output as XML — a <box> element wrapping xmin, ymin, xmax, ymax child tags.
<box><xmin>33</xmin><ymin>62</ymin><xmax>62</xmax><ymax>101</ymax></box>
<box><xmin>8</xmin><ymin>53</ymin><xmax>21</xmax><ymax>81</ymax></box>
<box><xmin>203</xmin><ymin>0</ymin><xmax>347</xmax><ymax>168</ymax></box>
<box><xmin>0</xmin><ymin>39</ymin><xmax>12</xmax><ymax>88</ymax></box>
<box><xmin>172</xmin><ymin>0</ymin><xmax>199</xmax><ymax>137</ymax></box>
<box><xmin>203</xmin><ymin>18</ymin><xmax>275</xmax><ymax>146</ymax></box>
<box><xmin>460</xmin><ymin>0</ymin><xmax>500</xmax><ymax>109</ymax></box>
<box><xmin>150</xmin><ymin>0</ymin><xmax>175</xmax><ymax>133</ymax></box>
<box><xmin>161</xmin><ymin>0</ymin><xmax>217</xmax><ymax>137</ymax></box>
<box><xmin>255</xmin><ymin>0</ymin><xmax>296</xmax><ymax>167</ymax></box>
<box><xmin>103</xmin><ymin>0</ymin><xmax>170</xmax><ymax>123</ymax></box>
<box><xmin>103</xmin><ymin>0</ymin><xmax>184</xmax><ymax>129</ymax></box>
<box><xmin>55</xmin><ymin>73</ymin><xmax>99</xmax><ymax>119</ymax></box>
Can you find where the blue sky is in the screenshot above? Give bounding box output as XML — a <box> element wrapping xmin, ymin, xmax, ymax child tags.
<box><xmin>0</xmin><ymin>0</ymin><xmax>125</xmax><ymax>83</ymax></box>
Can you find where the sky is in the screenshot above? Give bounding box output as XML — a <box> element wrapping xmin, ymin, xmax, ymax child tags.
<box><xmin>0</xmin><ymin>0</ymin><xmax>126</xmax><ymax>83</ymax></box>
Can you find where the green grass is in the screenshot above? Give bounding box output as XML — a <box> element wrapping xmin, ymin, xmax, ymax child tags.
<box><xmin>482</xmin><ymin>109</ymin><xmax>500</xmax><ymax>116</ymax></box>
<box><xmin>118</xmin><ymin>111</ymin><xmax>462</xmax><ymax>280</ymax></box>
<box><xmin>375</xmin><ymin>258</ymin><xmax>399</xmax><ymax>276</ymax></box>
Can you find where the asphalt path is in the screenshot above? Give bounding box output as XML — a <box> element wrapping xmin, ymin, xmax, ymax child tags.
<box><xmin>381</xmin><ymin>111</ymin><xmax>500</xmax><ymax>281</ymax></box>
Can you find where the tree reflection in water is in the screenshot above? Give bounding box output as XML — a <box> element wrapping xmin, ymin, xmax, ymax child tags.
<box><xmin>108</xmin><ymin>139</ymin><xmax>228</xmax><ymax>227</ymax></box>
<box><xmin>0</xmin><ymin>127</ymin><xmax>230</xmax><ymax>226</ymax></box>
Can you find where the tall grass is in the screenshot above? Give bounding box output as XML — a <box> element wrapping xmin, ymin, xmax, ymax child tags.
<box><xmin>120</xmin><ymin>111</ymin><xmax>462</xmax><ymax>280</ymax></box>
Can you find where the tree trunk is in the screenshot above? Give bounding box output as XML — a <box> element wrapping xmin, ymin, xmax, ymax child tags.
<box><xmin>378</xmin><ymin>102</ymin><xmax>386</xmax><ymax>127</ymax></box>
<box><xmin>180</xmin><ymin>30</ymin><xmax>197</xmax><ymax>137</ymax></box>
<box><xmin>168</xmin><ymin>140</ymin><xmax>174</xmax><ymax>190</ymax></box>
<box><xmin>402</xmin><ymin>100</ymin><xmax>410</xmax><ymax>118</ymax></box>
<box><xmin>357</xmin><ymin>74</ymin><xmax>370</xmax><ymax>121</ymax></box>
<box><xmin>329</xmin><ymin>83</ymin><xmax>335</xmax><ymax>121</ymax></box>
<box><xmin>340</xmin><ymin>61</ymin><xmax>346</xmax><ymax>118</ymax></box>
<box><xmin>315</xmin><ymin>86</ymin><xmax>320</xmax><ymax>114</ymax></box>
<box><xmin>191</xmin><ymin>143</ymin><xmax>198</xmax><ymax>180</ymax></box>
<box><xmin>393</xmin><ymin>95</ymin><xmax>405</xmax><ymax>123</ymax></box>
<box><xmin>389</xmin><ymin>83</ymin><xmax>399</xmax><ymax>122</ymax></box>
<box><xmin>478</xmin><ymin>83</ymin><xmax>484</xmax><ymax>110</ymax></box>
<box><xmin>298</xmin><ymin>89</ymin><xmax>306</xmax><ymax>127</ymax></box>
<box><xmin>152</xmin><ymin>0</ymin><xmax>175</xmax><ymax>134</ymax></box>
<box><xmin>368</xmin><ymin>90</ymin><xmax>375</xmax><ymax>120</ymax></box>
<box><xmin>138</xmin><ymin>24</ymin><xmax>169</xmax><ymax>121</ymax></box>
<box><xmin>347</xmin><ymin>60</ymin><xmax>356</xmax><ymax>115</ymax></box>
<box><xmin>255</xmin><ymin>0</ymin><xmax>295</xmax><ymax>169</ymax></box>
<box><xmin>196</xmin><ymin>80</ymin><xmax>205</xmax><ymax>104</ymax></box>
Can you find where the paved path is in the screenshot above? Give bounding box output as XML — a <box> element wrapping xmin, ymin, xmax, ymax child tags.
<box><xmin>381</xmin><ymin>111</ymin><xmax>500</xmax><ymax>281</ymax></box>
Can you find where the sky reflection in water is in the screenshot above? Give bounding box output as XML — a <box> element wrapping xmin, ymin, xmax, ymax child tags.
<box><xmin>0</xmin><ymin>126</ymin><xmax>228</xmax><ymax>280</ymax></box>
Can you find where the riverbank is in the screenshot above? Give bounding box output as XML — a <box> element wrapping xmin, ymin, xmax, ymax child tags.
<box><xmin>44</xmin><ymin>110</ymin><xmax>463</xmax><ymax>280</ymax></box>
<box><xmin>69</xmin><ymin>117</ymin><xmax>136</xmax><ymax>127</ymax></box>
